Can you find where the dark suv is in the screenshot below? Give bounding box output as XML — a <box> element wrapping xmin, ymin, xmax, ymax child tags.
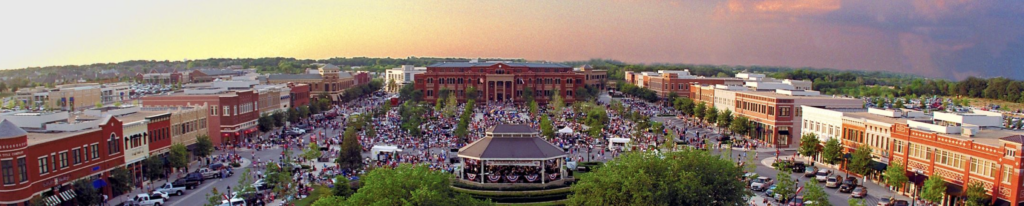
<box><xmin>172</xmin><ymin>172</ymin><xmax>205</xmax><ymax>189</ymax></box>
<box><xmin>838</xmin><ymin>176</ymin><xmax>859</xmax><ymax>193</ymax></box>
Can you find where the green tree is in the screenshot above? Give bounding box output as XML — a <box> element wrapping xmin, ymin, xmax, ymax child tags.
<box><xmin>730</xmin><ymin>116</ymin><xmax>750</xmax><ymax>137</ymax></box>
<box><xmin>848</xmin><ymin>198</ymin><xmax>869</xmax><ymax>206</ymax></box>
<box><xmin>883</xmin><ymin>162</ymin><xmax>909</xmax><ymax>194</ymax></box>
<box><xmin>821</xmin><ymin>138</ymin><xmax>842</xmax><ymax>165</ymax></box>
<box><xmin>522</xmin><ymin>87</ymin><xmax>535</xmax><ymax>105</ymax></box>
<box><xmin>568</xmin><ymin>150</ymin><xmax>749</xmax><ymax>206</ymax></box>
<box><xmin>333</xmin><ymin>176</ymin><xmax>353</xmax><ymax>197</ymax></box>
<box><xmin>465</xmin><ymin>86</ymin><xmax>478</xmax><ymax>101</ymax></box>
<box><xmin>693</xmin><ymin>102</ymin><xmax>706</xmax><ymax>120</ymax></box>
<box><xmin>203</xmin><ymin>188</ymin><xmax>223</xmax><ymax>206</ymax></box>
<box><xmin>965</xmin><ymin>181</ymin><xmax>990</xmax><ymax>206</ymax></box>
<box><xmin>434</xmin><ymin>94</ymin><xmax>444</xmax><ymax>112</ymax></box>
<box><xmin>894</xmin><ymin>98</ymin><xmax>905</xmax><ymax>109</ymax></box>
<box><xmin>920</xmin><ymin>173</ymin><xmax>947</xmax><ymax>204</ymax></box>
<box><xmin>343</xmin><ymin>164</ymin><xmax>488</xmax><ymax>205</ymax></box>
<box><xmin>303</xmin><ymin>142</ymin><xmax>323</xmax><ymax>163</ymax></box>
<box><xmin>169</xmin><ymin>143</ymin><xmax>189</xmax><ymax>170</ymax></box>
<box><xmin>848</xmin><ymin>145</ymin><xmax>874</xmax><ymax>176</ymax></box>
<box><xmin>774</xmin><ymin>161</ymin><xmax>798</xmax><ymax>202</ymax></box>
<box><xmin>72</xmin><ymin>179</ymin><xmax>102</xmax><ymax>206</ymax></box>
<box><xmin>258</xmin><ymin>113</ymin><xmax>274</xmax><ymax>132</ymax></box>
<box><xmin>528</xmin><ymin>101</ymin><xmax>539</xmax><ymax>117</ymax></box>
<box><xmin>540</xmin><ymin>115</ymin><xmax>555</xmax><ymax>140</ymax></box>
<box><xmin>717</xmin><ymin>109</ymin><xmax>732</xmax><ymax>133</ymax></box>
<box><xmin>143</xmin><ymin>157</ymin><xmax>166</xmax><ymax>182</ymax></box>
<box><xmin>0</xmin><ymin>82</ymin><xmax>6</xmax><ymax>92</ymax></box>
<box><xmin>802</xmin><ymin>181</ymin><xmax>831</xmax><ymax>206</ymax></box>
<box><xmin>194</xmin><ymin>135</ymin><xmax>214</xmax><ymax>158</ymax></box>
<box><xmin>235</xmin><ymin>168</ymin><xmax>256</xmax><ymax>195</ymax></box>
<box><xmin>798</xmin><ymin>134</ymin><xmax>821</xmax><ymax>158</ymax></box>
<box><xmin>550</xmin><ymin>89</ymin><xmax>564</xmax><ymax>114</ymax></box>
<box><xmin>109</xmin><ymin>167</ymin><xmax>134</xmax><ymax>196</ymax></box>
<box><xmin>271</xmin><ymin>112</ymin><xmax>286</xmax><ymax>127</ymax></box>
<box><xmin>704</xmin><ymin>106</ymin><xmax>718</xmax><ymax>124</ymax></box>
<box><xmin>444</xmin><ymin>92</ymin><xmax>458</xmax><ymax>117</ymax></box>
<box><xmin>337</xmin><ymin>125</ymin><xmax>363</xmax><ymax>170</ymax></box>
<box><xmin>95</xmin><ymin>101</ymin><xmax>103</xmax><ymax>109</ymax></box>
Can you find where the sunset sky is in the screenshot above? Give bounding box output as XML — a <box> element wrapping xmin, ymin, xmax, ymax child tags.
<box><xmin>1</xmin><ymin>0</ymin><xmax>1022</xmax><ymax>80</ymax></box>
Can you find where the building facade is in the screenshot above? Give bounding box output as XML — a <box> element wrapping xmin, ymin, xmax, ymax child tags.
<box><xmin>385</xmin><ymin>65</ymin><xmax>427</xmax><ymax>92</ymax></box>
<box><xmin>141</xmin><ymin>90</ymin><xmax>259</xmax><ymax>146</ymax></box>
<box><xmin>413</xmin><ymin>62</ymin><xmax>605</xmax><ymax>104</ymax></box>
<box><xmin>626</xmin><ymin>70</ymin><xmax>742</xmax><ymax>99</ymax></box>
<box><xmin>714</xmin><ymin>89</ymin><xmax>863</xmax><ymax>147</ymax></box>
<box><xmin>265</xmin><ymin>64</ymin><xmax>362</xmax><ymax>103</ymax></box>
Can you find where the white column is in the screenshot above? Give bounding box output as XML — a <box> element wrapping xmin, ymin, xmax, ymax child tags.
<box><xmin>541</xmin><ymin>160</ymin><xmax>546</xmax><ymax>184</ymax></box>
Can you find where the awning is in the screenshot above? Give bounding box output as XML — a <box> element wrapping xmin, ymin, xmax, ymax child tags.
<box><xmin>870</xmin><ymin>161</ymin><xmax>888</xmax><ymax>171</ymax></box>
<box><xmin>186</xmin><ymin>144</ymin><xmax>198</xmax><ymax>151</ymax></box>
<box><xmin>44</xmin><ymin>195</ymin><xmax>60</xmax><ymax>206</ymax></box>
<box><xmin>59</xmin><ymin>190</ymin><xmax>76</xmax><ymax>201</ymax></box>
<box><xmin>945</xmin><ymin>182</ymin><xmax>964</xmax><ymax>196</ymax></box>
<box><xmin>92</xmin><ymin>179</ymin><xmax>108</xmax><ymax>189</ymax></box>
<box><xmin>843</xmin><ymin>153</ymin><xmax>853</xmax><ymax>159</ymax></box>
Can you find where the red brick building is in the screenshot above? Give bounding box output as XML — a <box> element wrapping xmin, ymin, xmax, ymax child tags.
<box><xmin>0</xmin><ymin>117</ymin><xmax>125</xmax><ymax>206</ymax></box>
<box><xmin>628</xmin><ymin>70</ymin><xmax>742</xmax><ymax>99</ymax></box>
<box><xmin>141</xmin><ymin>90</ymin><xmax>259</xmax><ymax>147</ymax></box>
<box><xmin>287</xmin><ymin>83</ymin><xmax>311</xmax><ymax>108</ymax></box>
<box><xmin>145</xmin><ymin>114</ymin><xmax>172</xmax><ymax>155</ymax></box>
<box><xmin>413</xmin><ymin>62</ymin><xmax>605</xmax><ymax>104</ymax></box>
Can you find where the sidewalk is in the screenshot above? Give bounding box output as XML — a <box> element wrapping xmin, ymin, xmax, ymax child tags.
<box><xmin>758</xmin><ymin>157</ymin><xmax>912</xmax><ymax>204</ymax></box>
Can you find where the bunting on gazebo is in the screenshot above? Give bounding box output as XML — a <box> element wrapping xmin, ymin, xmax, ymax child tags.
<box><xmin>506</xmin><ymin>175</ymin><xmax>519</xmax><ymax>182</ymax></box>
<box><xmin>487</xmin><ymin>174</ymin><xmax>502</xmax><ymax>183</ymax></box>
<box><xmin>525</xmin><ymin>174</ymin><xmax>539</xmax><ymax>182</ymax></box>
<box><xmin>467</xmin><ymin>173</ymin><xmax>477</xmax><ymax>181</ymax></box>
<box><xmin>548</xmin><ymin>173</ymin><xmax>559</xmax><ymax>181</ymax></box>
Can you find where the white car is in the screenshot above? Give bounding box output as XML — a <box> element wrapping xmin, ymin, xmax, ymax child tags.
<box><xmin>815</xmin><ymin>169</ymin><xmax>830</xmax><ymax>182</ymax></box>
<box><xmin>825</xmin><ymin>177</ymin><xmax>840</xmax><ymax>188</ymax></box>
<box><xmin>150</xmin><ymin>191</ymin><xmax>170</xmax><ymax>201</ymax></box>
<box><xmin>134</xmin><ymin>194</ymin><xmax>165</xmax><ymax>206</ymax></box>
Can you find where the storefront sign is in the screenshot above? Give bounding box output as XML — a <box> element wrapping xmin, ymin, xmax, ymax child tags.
<box><xmin>0</xmin><ymin>150</ymin><xmax>24</xmax><ymax>158</ymax></box>
<box><xmin>41</xmin><ymin>175</ymin><xmax>70</xmax><ymax>188</ymax></box>
<box><xmin>486</xmin><ymin>160</ymin><xmax>539</xmax><ymax>166</ymax></box>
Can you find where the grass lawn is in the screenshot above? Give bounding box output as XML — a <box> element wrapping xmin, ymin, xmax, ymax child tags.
<box><xmin>0</xmin><ymin>92</ymin><xmax>12</xmax><ymax>98</ymax></box>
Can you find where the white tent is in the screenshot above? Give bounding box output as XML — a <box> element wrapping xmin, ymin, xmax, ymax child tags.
<box><xmin>557</xmin><ymin>127</ymin><xmax>573</xmax><ymax>134</ymax></box>
<box><xmin>608</xmin><ymin>138</ymin><xmax>631</xmax><ymax>151</ymax></box>
<box><xmin>370</xmin><ymin>145</ymin><xmax>402</xmax><ymax>161</ymax></box>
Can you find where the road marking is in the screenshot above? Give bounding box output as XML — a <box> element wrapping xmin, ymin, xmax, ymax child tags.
<box><xmin>168</xmin><ymin>178</ymin><xmax>221</xmax><ymax>206</ymax></box>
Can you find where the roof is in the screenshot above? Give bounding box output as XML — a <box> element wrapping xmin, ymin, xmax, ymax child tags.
<box><xmin>737</xmin><ymin>90</ymin><xmax>854</xmax><ymax>100</ymax></box>
<box><xmin>0</xmin><ymin>120</ymin><xmax>27</xmax><ymax>139</ymax></box>
<box><xmin>1000</xmin><ymin>135</ymin><xmax>1024</xmax><ymax>144</ymax></box>
<box><xmin>27</xmin><ymin>129</ymin><xmax>98</xmax><ymax>145</ymax></box>
<box><xmin>939</xmin><ymin>128</ymin><xmax>1023</xmax><ymax>146</ymax></box>
<box><xmin>267</xmin><ymin>74</ymin><xmax>322</xmax><ymax>80</ymax></box>
<box><xmin>198</xmin><ymin>69</ymin><xmax>240</xmax><ymax>76</ymax></box>
<box><xmin>458</xmin><ymin>137</ymin><xmax>566</xmax><ymax>159</ymax></box>
<box><xmin>487</xmin><ymin>124</ymin><xmax>538</xmax><ymax>134</ymax></box>
<box><xmin>337</xmin><ymin>71</ymin><xmax>352</xmax><ymax>79</ymax></box>
<box><xmin>844</xmin><ymin>112</ymin><xmax>913</xmax><ymax>125</ymax></box>
<box><xmin>428</xmin><ymin>62</ymin><xmax>571</xmax><ymax>68</ymax></box>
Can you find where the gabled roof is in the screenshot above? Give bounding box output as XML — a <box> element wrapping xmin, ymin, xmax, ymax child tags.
<box><xmin>459</xmin><ymin>124</ymin><xmax>565</xmax><ymax>159</ymax></box>
<box><xmin>487</xmin><ymin>124</ymin><xmax>538</xmax><ymax>134</ymax></box>
<box><xmin>1000</xmin><ymin>135</ymin><xmax>1024</xmax><ymax>144</ymax></box>
<box><xmin>198</xmin><ymin>69</ymin><xmax>240</xmax><ymax>76</ymax></box>
<box><xmin>0</xmin><ymin>120</ymin><xmax>27</xmax><ymax>139</ymax></box>
<box><xmin>428</xmin><ymin>62</ymin><xmax>571</xmax><ymax>68</ymax></box>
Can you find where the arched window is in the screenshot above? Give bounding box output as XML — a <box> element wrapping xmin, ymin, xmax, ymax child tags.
<box><xmin>108</xmin><ymin>134</ymin><xmax>119</xmax><ymax>155</ymax></box>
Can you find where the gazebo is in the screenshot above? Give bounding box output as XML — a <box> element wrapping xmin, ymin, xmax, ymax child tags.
<box><xmin>458</xmin><ymin>124</ymin><xmax>567</xmax><ymax>185</ymax></box>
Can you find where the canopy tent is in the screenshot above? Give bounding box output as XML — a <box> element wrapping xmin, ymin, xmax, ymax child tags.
<box><xmin>370</xmin><ymin>145</ymin><xmax>402</xmax><ymax>161</ymax></box>
<box><xmin>608</xmin><ymin>138</ymin><xmax>630</xmax><ymax>151</ymax></box>
<box><xmin>557</xmin><ymin>127</ymin><xmax>573</xmax><ymax>134</ymax></box>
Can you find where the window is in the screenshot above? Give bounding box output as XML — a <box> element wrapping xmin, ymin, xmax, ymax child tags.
<box><xmin>1007</xmin><ymin>149</ymin><xmax>1017</xmax><ymax>158</ymax></box>
<box><xmin>38</xmin><ymin>157</ymin><xmax>48</xmax><ymax>174</ymax></box>
<box><xmin>1</xmin><ymin>160</ymin><xmax>12</xmax><ymax>185</ymax></box>
<box><xmin>108</xmin><ymin>134</ymin><xmax>120</xmax><ymax>155</ymax></box>
<box><xmin>17</xmin><ymin>158</ymin><xmax>26</xmax><ymax>182</ymax></box>
<box><xmin>780</xmin><ymin>107</ymin><xmax>791</xmax><ymax>116</ymax></box>
<box><xmin>72</xmin><ymin>148</ymin><xmax>81</xmax><ymax>165</ymax></box>
<box><xmin>970</xmin><ymin>158</ymin><xmax>997</xmax><ymax>178</ymax></box>
<box><xmin>936</xmin><ymin>150</ymin><xmax>963</xmax><ymax>169</ymax></box>
<box><xmin>91</xmin><ymin>144</ymin><xmax>99</xmax><ymax>159</ymax></box>
<box><xmin>1003</xmin><ymin>166</ymin><xmax>1012</xmax><ymax>183</ymax></box>
<box><xmin>223</xmin><ymin>106</ymin><xmax>230</xmax><ymax>116</ymax></box>
<box><xmin>893</xmin><ymin>140</ymin><xmax>904</xmax><ymax>154</ymax></box>
<box><xmin>58</xmin><ymin>152</ymin><xmax>68</xmax><ymax>168</ymax></box>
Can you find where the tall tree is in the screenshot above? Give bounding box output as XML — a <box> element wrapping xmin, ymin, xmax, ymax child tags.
<box><xmin>144</xmin><ymin>157</ymin><xmax>166</xmax><ymax>182</ymax></box>
<box><xmin>169</xmin><ymin>143</ymin><xmax>189</xmax><ymax>170</ymax></box>
<box><xmin>693</xmin><ymin>102</ymin><xmax>706</xmax><ymax>120</ymax></box>
<box><xmin>271</xmin><ymin>112</ymin><xmax>286</xmax><ymax>127</ymax></box>
<box><xmin>674</xmin><ymin>97</ymin><xmax>695</xmax><ymax>116</ymax></box>
<box><xmin>704</xmin><ymin>106</ymin><xmax>718</xmax><ymax>124</ymax></box>
<box><xmin>717</xmin><ymin>109</ymin><xmax>732</xmax><ymax>133</ymax></box>
<box><xmin>72</xmin><ymin>179</ymin><xmax>102</xmax><ymax>206</ymax></box>
<box><xmin>337</xmin><ymin>125</ymin><xmax>363</xmax><ymax>170</ymax></box>
<box><xmin>568</xmin><ymin>150</ymin><xmax>749</xmax><ymax>206</ymax></box>
<box><xmin>920</xmin><ymin>173</ymin><xmax>947</xmax><ymax>204</ymax></box>
<box><xmin>821</xmin><ymin>138</ymin><xmax>843</xmax><ymax>165</ymax></box>
<box><xmin>203</xmin><ymin>188</ymin><xmax>223</xmax><ymax>206</ymax></box>
<box><xmin>848</xmin><ymin>145</ymin><xmax>874</xmax><ymax>176</ymax></box>
<box><xmin>550</xmin><ymin>89</ymin><xmax>564</xmax><ymax>114</ymax></box>
<box><xmin>883</xmin><ymin>162</ymin><xmax>909</xmax><ymax>194</ymax></box>
<box><xmin>303</xmin><ymin>142</ymin><xmax>323</xmax><ymax>164</ymax></box>
<box><xmin>444</xmin><ymin>92</ymin><xmax>458</xmax><ymax>117</ymax></box>
<box><xmin>109</xmin><ymin>167</ymin><xmax>134</xmax><ymax>196</ymax></box>
<box><xmin>540</xmin><ymin>115</ymin><xmax>554</xmax><ymax>140</ymax></box>
<box><xmin>333</xmin><ymin>176</ymin><xmax>353</xmax><ymax>197</ymax></box>
<box><xmin>774</xmin><ymin>161</ymin><xmax>798</xmax><ymax>203</ymax></box>
<box><xmin>465</xmin><ymin>86</ymin><xmax>478</xmax><ymax>101</ymax></box>
<box><xmin>802</xmin><ymin>181</ymin><xmax>831</xmax><ymax>206</ymax></box>
<box><xmin>798</xmin><ymin>134</ymin><xmax>821</xmax><ymax>158</ymax></box>
<box><xmin>235</xmin><ymin>168</ymin><xmax>256</xmax><ymax>195</ymax></box>
<box><xmin>522</xmin><ymin>87</ymin><xmax>535</xmax><ymax>104</ymax></box>
<box><xmin>965</xmin><ymin>181</ymin><xmax>990</xmax><ymax>206</ymax></box>
<box><xmin>194</xmin><ymin>135</ymin><xmax>214</xmax><ymax>158</ymax></box>
<box><xmin>730</xmin><ymin>116</ymin><xmax>750</xmax><ymax>137</ymax></box>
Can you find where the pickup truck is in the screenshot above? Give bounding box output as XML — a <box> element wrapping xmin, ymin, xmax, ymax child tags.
<box><xmin>172</xmin><ymin>172</ymin><xmax>204</xmax><ymax>189</ymax></box>
<box><xmin>197</xmin><ymin>168</ymin><xmax>223</xmax><ymax>179</ymax></box>
<box><xmin>750</xmin><ymin>176</ymin><xmax>774</xmax><ymax>191</ymax></box>
<box><xmin>134</xmin><ymin>194</ymin><xmax>165</xmax><ymax>206</ymax></box>
<box><xmin>154</xmin><ymin>183</ymin><xmax>185</xmax><ymax>196</ymax></box>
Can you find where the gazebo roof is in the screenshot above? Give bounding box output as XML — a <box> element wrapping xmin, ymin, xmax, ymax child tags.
<box><xmin>459</xmin><ymin>125</ymin><xmax>565</xmax><ymax>159</ymax></box>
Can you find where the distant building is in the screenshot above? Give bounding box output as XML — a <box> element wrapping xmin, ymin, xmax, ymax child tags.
<box><xmin>264</xmin><ymin>64</ymin><xmax>363</xmax><ymax>103</ymax></box>
<box><xmin>625</xmin><ymin>70</ymin><xmax>742</xmax><ymax>99</ymax></box>
<box><xmin>385</xmin><ymin>65</ymin><xmax>427</xmax><ymax>92</ymax></box>
<box><xmin>414</xmin><ymin>62</ymin><xmax>606</xmax><ymax>104</ymax></box>
<box><xmin>141</xmin><ymin>90</ymin><xmax>258</xmax><ymax>146</ymax></box>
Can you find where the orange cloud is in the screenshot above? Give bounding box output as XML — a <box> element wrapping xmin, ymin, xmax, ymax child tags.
<box><xmin>717</xmin><ymin>0</ymin><xmax>841</xmax><ymax>20</ymax></box>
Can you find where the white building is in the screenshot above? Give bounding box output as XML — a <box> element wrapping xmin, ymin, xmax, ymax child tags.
<box><xmin>384</xmin><ymin>65</ymin><xmax>426</xmax><ymax>92</ymax></box>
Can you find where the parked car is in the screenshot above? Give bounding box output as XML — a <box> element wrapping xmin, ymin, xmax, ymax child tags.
<box><xmin>172</xmin><ymin>173</ymin><xmax>204</xmax><ymax>189</ymax></box>
<box><xmin>219</xmin><ymin>197</ymin><xmax>245</xmax><ymax>206</ymax></box>
<box><xmin>149</xmin><ymin>191</ymin><xmax>170</xmax><ymax>201</ymax></box>
<box><xmin>851</xmin><ymin>186</ymin><xmax>868</xmax><ymax>198</ymax></box>
<box><xmin>253</xmin><ymin>179</ymin><xmax>276</xmax><ymax>191</ymax></box>
<box><xmin>791</xmin><ymin>162</ymin><xmax>807</xmax><ymax>173</ymax></box>
<box><xmin>764</xmin><ymin>185</ymin><xmax>777</xmax><ymax>197</ymax></box>
<box><xmin>893</xmin><ymin>200</ymin><xmax>910</xmax><ymax>206</ymax></box>
<box><xmin>787</xmin><ymin>196</ymin><xmax>804</xmax><ymax>206</ymax></box>
<box><xmin>154</xmin><ymin>183</ymin><xmax>185</xmax><ymax>196</ymax></box>
<box><xmin>825</xmin><ymin>177</ymin><xmax>840</xmax><ymax>188</ymax></box>
<box><xmin>750</xmin><ymin>177</ymin><xmax>774</xmax><ymax>191</ymax></box>
<box><xmin>815</xmin><ymin>169</ymin><xmax>830</xmax><ymax>182</ymax></box>
<box><xmin>197</xmin><ymin>168</ymin><xmax>223</xmax><ymax>179</ymax></box>
<box><xmin>877</xmin><ymin>196</ymin><xmax>892</xmax><ymax>206</ymax></box>
<box><xmin>803</xmin><ymin>166</ymin><xmax>817</xmax><ymax>177</ymax></box>
<box><xmin>209</xmin><ymin>163</ymin><xmax>235</xmax><ymax>177</ymax></box>
<box><xmin>133</xmin><ymin>194</ymin><xmax>165</xmax><ymax>206</ymax></box>
<box><xmin>234</xmin><ymin>192</ymin><xmax>266</xmax><ymax>206</ymax></box>
<box><xmin>838</xmin><ymin>184</ymin><xmax>854</xmax><ymax>193</ymax></box>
